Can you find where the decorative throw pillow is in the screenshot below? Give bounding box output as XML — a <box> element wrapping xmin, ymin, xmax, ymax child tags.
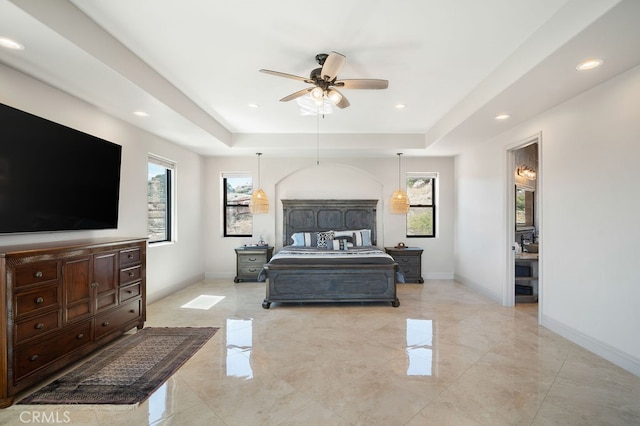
<box><xmin>291</xmin><ymin>232</ymin><xmax>317</xmax><ymax>246</ymax></box>
<box><xmin>316</xmin><ymin>231</ymin><xmax>334</xmax><ymax>248</ymax></box>
<box><xmin>328</xmin><ymin>239</ymin><xmax>349</xmax><ymax>251</ymax></box>
<box><xmin>333</xmin><ymin>229</ymin><xmax>371</xmax><ymax>246</ymax></box>
<box><xmin>351</xmin><ymin>229</ymin><xmax>372</xmax><ymax>246</ymax></box>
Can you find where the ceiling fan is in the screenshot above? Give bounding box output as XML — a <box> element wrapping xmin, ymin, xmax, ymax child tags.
<box><xmin>259</xmin><ymin>51</ymin><xmax>388</xmax><ymax>109</ymax></box>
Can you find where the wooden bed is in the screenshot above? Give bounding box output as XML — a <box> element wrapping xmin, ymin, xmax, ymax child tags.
<box><xmin>261</xmin><ymin>199</ymin><xmax>399</xmax><ymax>309</ymax></box>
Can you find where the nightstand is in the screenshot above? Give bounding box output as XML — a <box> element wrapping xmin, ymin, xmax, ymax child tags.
<box><xmin>384</xmin><ymin>247</ymin><xmax>424</xmax><ymax>283</ymax></box>
<box><xmin>234</xmin><ymin>246</ymin><xmax>273</xmax><ymax>282</ymax></box>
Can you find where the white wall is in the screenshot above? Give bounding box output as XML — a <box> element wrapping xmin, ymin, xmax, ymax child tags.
<box><xmin>204</xmin><ymin>156</ymin><xmax>455</xmax><ymax>280</ymax></box>
<box><xmin>0</xmin><ymin>64</ymin><xmax>205</xmax><ymax>303</ymax></box>
<box><xmin>454</xmin><ymin>65</ymin><xmax>640</xmax><ymax>375</ymax></box>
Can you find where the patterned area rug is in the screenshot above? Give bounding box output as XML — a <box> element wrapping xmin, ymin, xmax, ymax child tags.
<box><xmin>18</xmin><ymin>327</ymin><xmax>218</xmax><ymax>406</ymax></box>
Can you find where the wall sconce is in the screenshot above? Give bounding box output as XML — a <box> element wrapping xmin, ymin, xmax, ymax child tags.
<box><xmin>517</xmin><ymin>165</ymin><xmax>537</xmax><ymax>180</ymax></box>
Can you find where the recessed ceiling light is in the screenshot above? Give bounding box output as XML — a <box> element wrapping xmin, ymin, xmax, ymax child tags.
<box><xmin>576</xmin><ymin>58</ymin><xmax>603</xmax><ymax>71</ymax></box>
<box><xmin>0</xmin><ymin>36</ymin><xmax>25</xmax><ymax>50</ymax></box>
<box><xmin>248</xmin><ymin>103</ymin><xmax>259</xmax><ymax>108</ymax></box>
<box><xmin>495</xmin><ymin>114</ymin><xmax>510</xmax><ymax>120</ymax></box>
<box><xmin>395</xmin><ymin>103</ymin><xmax>406</xmax><ymax>109</ymax></box>
<box><xmin>133</xmin><ymin>111</ymin><xmax>149</xmax><ymax>117</ymax></box>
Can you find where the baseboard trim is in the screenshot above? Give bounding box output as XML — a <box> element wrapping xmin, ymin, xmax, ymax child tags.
<box><xmin>424</xmin><ymin>272</ymin><xmax>454</xmax><ymax>280</ymax></box>
<box><xmin>204</xmin><ymin>272</ymin><xmax>235</xmax><ymax>280</ymax></box>
<box><xmin>147</xmin><ymin>273</ymin><xmax>204</xmax><ymax>304</ymax></box>
<box><xmin>541</xmin><ymin>315</ymin><xmax>640</xmax><ymax>378</ymax></box>
<box><xmin>454</xmin><ymin>273</ymin><xmax>502</xmax><ymax>304</ymax></box>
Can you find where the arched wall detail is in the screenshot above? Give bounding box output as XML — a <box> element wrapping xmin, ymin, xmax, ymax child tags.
<box><xmin>273</xmin><ymin>162</ymin><xmax>385</xmax><ymax>248</ymax></box>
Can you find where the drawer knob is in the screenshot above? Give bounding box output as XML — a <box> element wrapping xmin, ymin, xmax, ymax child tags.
<box><xmin>249</xmin><ymin>257</ymin><xmax>256</xmax><ymax>261</ymax></box>
<box><xmin>34</xmin><ymin>271</ymin><xmax>43</xmax><ymax>278</ymax></box>
<box><xmin>77</xmin><ymin>333</ymin><xmax>84</xmax><ymax>339</ymax></box>
<box><xmin>91</xmin><ymin>282</ymin><xmax>99</xmax><ymax>288</ymax></box>
<box><xmin>128</xmin><ymin>254</ymin><xmax>134</xmax><ymax>259</ymax></box>
<box><xmin>129</xmin><ymin>309</ymin><xmax>136</xmax><ymax>314</ymax></box>
<box><xmin>34</xmin><ymin>323</ymin><xmax>45</xmax><ymax>330</ymax></box>
<box><xmin>102</xmin><ymin>321</ymin><xmax>110</xmax><ymax>327</ymax></box>
<box><xmin>34</xmin><ymin>297</ymin><xmax>44</xmax><ymax>304</ymax></box>
<box><xmin>129</xmin><ymin>272</ymin><xmax>135</xmax><ymax>277</ymax></box>
<box><xmin>126</xmin><ymin>289</ymin><xmax>133</xmax><ymax>294</ymax></box>
<box><xmin>29</xmin><ymin>355</ymin><xmax>39</xmax><ymax>362</ymax></box>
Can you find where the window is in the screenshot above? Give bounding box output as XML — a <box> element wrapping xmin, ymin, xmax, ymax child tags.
<box><xmin>406</xmin><ymin>173</ymin><xmax>436</xmax><ymax>238</ymax></box>
<box><xmin>223</xmin><ymin>175</ymin><xmax>252</xmax><ymax>237</ymax></box>
<box><xmin>148</xmin><ymin>155</ymin><xmax>175</xmax><ymax>243</ymax></box>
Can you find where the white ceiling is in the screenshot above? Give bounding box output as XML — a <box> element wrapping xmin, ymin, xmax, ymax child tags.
<box><xmin>1</xmin><ymin>0</ymin><xmax>639</xmax><ymax>157</ymax></box>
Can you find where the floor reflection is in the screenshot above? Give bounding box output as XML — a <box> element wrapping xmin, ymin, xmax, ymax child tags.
<box><xmin>147</xmin><ymin>380</ymin><xmax>169</xmax><ymax>423</ymax></box>
<box><xmin>226</xmin><ymin>318</ymin><xmax>254</xmax><ymax>379</ymax></box>
<box><xmin>406</xmin><ymin>318</ymin><xmax>433</xmax><ymax>376</ymax></box>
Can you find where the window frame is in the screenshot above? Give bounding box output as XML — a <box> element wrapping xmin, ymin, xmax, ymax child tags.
<box><xmin>406</xmin><ymin>172</ymin><xmax>437</xmax><ymax>238</ymax></box>
<box><xmin>223</xmin><ymin>174</ymin><xmax>253</xmax><ymax>237</ymax></box>
<box><xmin>147</xmin><ymin>154</ymin><xmax>175</xmax><ymax>244</ymax></box>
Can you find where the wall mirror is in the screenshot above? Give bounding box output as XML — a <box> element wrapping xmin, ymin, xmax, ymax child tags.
<box><xmin>515</xmin><ymin>186</ymin><xmax>535</xmax><ymax>229</ymax></box>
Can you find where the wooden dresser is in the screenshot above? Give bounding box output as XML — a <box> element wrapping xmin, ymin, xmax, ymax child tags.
<box><xmin>0</xmin><ymin>237</ymin><xmax>146</xmax><ymax>408</ymax></box>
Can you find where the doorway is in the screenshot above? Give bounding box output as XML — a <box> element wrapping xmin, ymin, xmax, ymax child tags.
<box><xmin>506</xmin><ymin>135</ymin><xmax>541</xmax><ymax>314</ymax></box>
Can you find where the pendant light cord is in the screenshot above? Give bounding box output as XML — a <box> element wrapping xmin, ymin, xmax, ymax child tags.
<box><xmin>256</xmin><ymin>152</ymin><xmax>262</xmax><ymax>188</ymax></box>
<box><xmin>397</xmin><ymin>153</ymin><xmax>402</xmax><ymax>188</ymax></box>
<box><xmin>316</xmin><ymin>107</ymin><xmax>320</xmax><ymax>165</ymax></box>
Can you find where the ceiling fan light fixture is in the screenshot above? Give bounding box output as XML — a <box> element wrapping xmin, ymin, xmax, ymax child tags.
<box><xmin>327</xmin><ymin>88</ymin><xmax>343</xmax><ymax>105</ymax></box>
<box><xmin>260</xmin><ymin>51</ymin><xmax>388</xmax><ymax>111</ymax></box>
<box><xmin>310</xmin><ymin>87</ymin><xmax>324</xmax><ymax>103</ymax></box>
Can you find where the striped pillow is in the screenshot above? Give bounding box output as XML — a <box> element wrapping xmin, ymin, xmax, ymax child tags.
<box><xmin>291</xmin><ymin>232</ymin><xmax>317</xmax><ymax>246</ymax></box>
<box><xmin>333</xmin><ymin>229</ymin><xmax>372</xmax><ymax>246</ymax></box>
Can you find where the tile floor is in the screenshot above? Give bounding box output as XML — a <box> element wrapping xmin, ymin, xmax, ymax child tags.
<box><xmin>2</xmin><ymin>279</ymin><xmax>639</xmax><ymax>425</ymax></box>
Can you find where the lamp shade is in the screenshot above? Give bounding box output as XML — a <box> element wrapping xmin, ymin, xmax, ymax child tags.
<box><xmin>390</xmin><ymin>189</ymin><xmax>410</xmax><ymax>214</ymax></box>
<box><xmin>390</xmin><ymin>152</ymin><xmax>410</xmax><ymax>214</ymax></box>
<box><xmin>250</xmin><ymin>189</ymin><xmax>269</xmax><ymax>214</ymax></box>
<box><xmin>250</xmin><ymin>152</ymin><xmax>269</xmax><ymax>214</ymax></box>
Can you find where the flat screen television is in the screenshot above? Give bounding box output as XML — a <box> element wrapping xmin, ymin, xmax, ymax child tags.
<box><xmin>0</xmin><ymin>102</ymin><xmax>122</xmax><ymax>234</ymax></box>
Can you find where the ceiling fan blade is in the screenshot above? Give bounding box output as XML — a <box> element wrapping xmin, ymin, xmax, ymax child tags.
<box><xmin>279</xmin><ymin>87</ymin><xmax>313</xmax><ymax>102</ymax></box>
<box><xmin>321</xmin><ymin>51</ymin><xmax>346</xmax><ymax>81</ymax></box>
<box><xmin>335</xmin><ymin>92</ymin><xmax>350</xmax><ymax>109</ymax></box>
<box><xmin>335</xmin><ymin>79</ymin><xmax>389</xmax><ymax>89</ymax></box>
<box><xmin>260</xmin><ymin>69</ymin><xmax>312</xmax><ymax>84</ymax></box>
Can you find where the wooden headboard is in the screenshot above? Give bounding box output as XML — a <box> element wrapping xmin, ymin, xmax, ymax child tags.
<box><xmin>281</xmin><ymin>199</ymin><xmax>378</xmax><ymax>246</ymax></box>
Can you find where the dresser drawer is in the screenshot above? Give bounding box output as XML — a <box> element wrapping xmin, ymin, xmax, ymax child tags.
<box><xmin>14</xmin><ymin>261</ymin><xmax>59</xmax><ymax>288</ymax></box>
<box><xmin>238</xmin><ymin>265</ymin><xmax>262</xmax><ymax>277</ymax></box>
<box><xmin>95</xmin><ymin>299</ymin><xmax>141</xmax><ymax>340</ymax></box>
<box><xmin>238</xmin><ymin>254</ymin><xmax>267</xmax><ymax>266</ymax></box>
<box><xmin>394</xmin><ymin>256</ymin><xmax>419</xmax><ymax>267</ymax></box>
<box><xmin>119</xmin><ymin>283</ymin><xmax>141</xmax><ymax>303</ymax></box>
<box><xmin>14</xmin><ymin>321</ymin><xmax>92</xmax><ymax>381</ymax></box>
<box><xmin>15</xmin><ymin>310</ymin><xmax>62</xmax><ymax>344</ymax></box>
<box><xmin>119</xmin><ymin>264</ymin><xmax>141</xmax><ymax>285</ymax></box>
<box><xmin>15</xmin><ymin>284</ymin><xmax>61</xmax><ymax>317</ymax></box>
<box><xmin>398</xmin><ymin>265</ymin><xmax>420</xmax><ymax>278</ymax></box>
<box><xmin>119</xmin><ymin>248</ymin><xmax>141</xmax><ymax>266</ymax></box>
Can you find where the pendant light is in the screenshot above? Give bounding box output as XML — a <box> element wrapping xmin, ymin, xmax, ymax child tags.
<box><xmin>390</xmin><ymin>153</ymin><xmax>410</xmax><ymax>214</ymax></box>
<box><xmin>250</xmin><ymin>153</ymin><xmax>269</xmax><ymax>214</ymax></box>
